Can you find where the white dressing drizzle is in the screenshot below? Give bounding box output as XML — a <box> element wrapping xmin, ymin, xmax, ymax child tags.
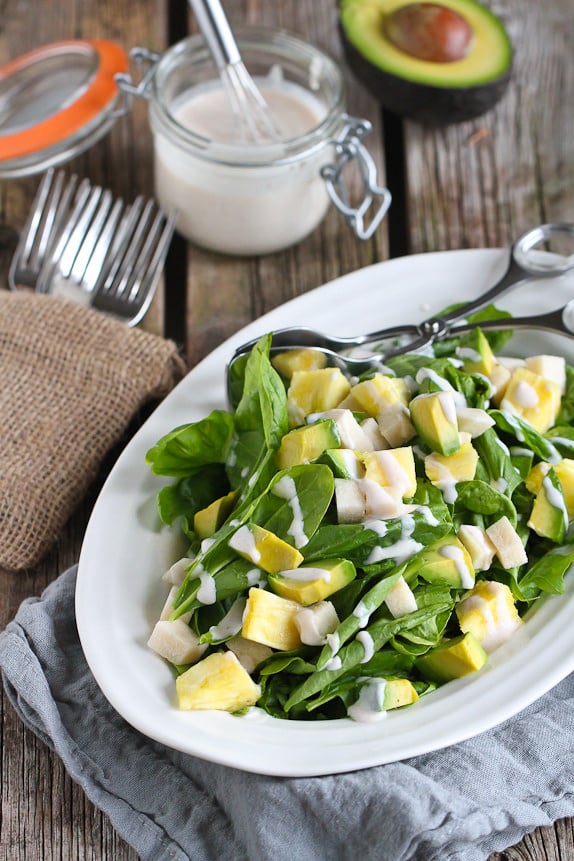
<box><xmin>352</xmin><ymin>600</ymin><xmax>371</xmax><ymax>628</ymax></box>
<box><xmin>357</xmin><ymin>630</ymin><xmax>375</xmax><ymax>663</ymax></box>
<box><xmin>271</xmin><ymin>475</ymin><xmax>308</xmax><ymax>548</ymax></box>
<box><xmin>277</xmin><ymin>566</ymin><xmax>331</xmax><ymax>582</ymax></box>
<box><xmin>229</xmin><ymin>525</ymin><xmax>261</xmax><ymax>562</ymax></box>
<box><xmin>542</xmin><ymin>475</ymin><xmax>569</xmax><ymax>528</ymax></box>
<box><xmin>415</xmin><ymin>367</ymin><xmax>467</xmax><ymax>407</ymax></box>
<box><xmin>347</xmin><ymin>679</ymin><xmax>388</xmax><ymax>722</ymax></box>
<box><xmin>439</xmin><ymin>544</ymin><xmax>474</xmax><ymax>588</ymax></box>
<box><xmin>208</xmin><ymin>598</ymin><xmax>246</xmax><ymax>641</ymax></box>
<box><xmin>197</xmin><ymin>571</ymin><xmax>217</xmax><ymax>604</ymax></box>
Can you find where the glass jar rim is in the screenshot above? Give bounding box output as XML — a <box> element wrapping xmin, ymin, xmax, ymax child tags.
<box><xmin>148</xmin><ymin>27</ymin><xmax>346</xmax><ymax>168</ymax></box>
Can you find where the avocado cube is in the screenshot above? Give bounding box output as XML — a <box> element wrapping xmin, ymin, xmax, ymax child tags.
<box><xmin>268</xmin><ymin>557</ymin><xmax>356</xmax><ymax>605</ymax></box>
<box><xmin>176</xmin><ymin>651</ymin><xmax>261</xmax><ymax>712</ymax></box>
<box><xmin>228</xmin><ymin>524</ymin><xmax>304</xmax><ymax>574</ymax></box>
<box><xmin>319</xmin><ymin>448</ymin><xmax>365</xmax><ymax>479</ymax></box>
<box><xmin>277</xmin><ymin>420</ymin><xmax>340</xmax><ymax>470</ymax></box>
<box><xmin>409</xmin><ymin>390</ymin><xmax>461</xmax><ymax>455</ymax></box>
<box><xmin>241</xmin><ymin>587</ymin><xmax>303</xmax><ymax>650</ymax></box>
<box><xmin>500</xmin><ymin>367</ymin><xmax>561</xmax><ymax>433</ymax></box>
<box><xmin>271</xmin><ymin>348</ymin><xmax>327</xmax><ymax>379</ymax></box>
<box><xmin>361</xmin><ymin>446</ymin><xmax>417</xmax><ymax>498</ymax></box>
<box><xmin>193</xmin><ymin>489</ymin><xmax>238</xmax><ymax>539</ymax></box>
<box><xmin>457</xmin><ymin>328</ymin><xmax>495</xmax><ymax>376</ymax></box>
<box><xmin>287</xmin><ymin>368</ymin><xmax>351</xmax><ymax>426</ymax></box>
<box><xmin>527</xmin><ymin>470</ymin><xmax>568</xmax><ymax>543</ymax></box>
<box><xmin>383</xmin><ymin>678</ymin><xmax>419</xmax><ymax>710</ymax></box>
<box><xmin>416</xmin><ymin>632</ymin><xmax>488</xmax><ymax>684</ymax></box>
<box><xmin>405</xmin><ymin>535</ymin><xmax>475</xmax><ymax>589</ymax></box>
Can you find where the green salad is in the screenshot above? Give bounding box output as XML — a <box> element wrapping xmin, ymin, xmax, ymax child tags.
<box><xmin>145</xmin><ymin>308</ymin><xmax>574</xmax><ymax>722</ymax></box>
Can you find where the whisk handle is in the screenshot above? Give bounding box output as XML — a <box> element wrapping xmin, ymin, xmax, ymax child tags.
<box><xmin>188</xmin><ymin>0</ymin><xmax>241</xmax><ymax>69</ymax></box>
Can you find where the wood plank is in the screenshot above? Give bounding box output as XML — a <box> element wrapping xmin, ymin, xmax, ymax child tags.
<box><xmin>403</xmin><ymin>0</ymin><xmax>574</xmax><ymax>254</ymax></box>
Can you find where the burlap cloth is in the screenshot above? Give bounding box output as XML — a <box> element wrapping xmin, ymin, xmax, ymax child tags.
<box><xmin>0</xmin><ymin>291</ymin><xmax>186</xmax><ymax>570</ymax></box>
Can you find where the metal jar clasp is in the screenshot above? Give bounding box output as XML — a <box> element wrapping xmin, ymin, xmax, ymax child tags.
<box><xmin>321</xmin><ymin>116</ymin><xmax>392</xmax><ymax>241</ymax></box>
<box><xmin>112</xmin><ymin>47</ymin><xmax>162</xmax><ymax>117</ymax></box>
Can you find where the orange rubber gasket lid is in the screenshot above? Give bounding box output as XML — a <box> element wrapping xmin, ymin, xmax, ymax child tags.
<box><xmin>0</xmin><ymin>39</ymin><xmax>128</xmax><ymax>162</ymax></box>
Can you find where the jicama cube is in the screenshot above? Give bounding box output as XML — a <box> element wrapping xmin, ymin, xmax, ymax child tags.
<box><xmin>485</xmin><ymin>515</ymin><xmax>527</xmax><ymax>569</ymax></box>
<box><xmin>148</xmin><ymin>619</ymin><xmax>207</xmax><ymax>665</ymax></box>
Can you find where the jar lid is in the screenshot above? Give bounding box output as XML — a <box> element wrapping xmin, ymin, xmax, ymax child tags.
<box><xmin>0</xmin><ymin>39</ymin><xmax>128</xmax><ymax>178</ymax></box>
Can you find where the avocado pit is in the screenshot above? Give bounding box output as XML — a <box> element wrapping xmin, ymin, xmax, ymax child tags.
<box><xmin>338</xmin><ymin>0</ymin><xmax>513</xmax><ymax>125</ymax></box>
<box><xmin>385</xmin><ymin>2</ymin><xmax>474</xmax><ymax>63</ymax></box>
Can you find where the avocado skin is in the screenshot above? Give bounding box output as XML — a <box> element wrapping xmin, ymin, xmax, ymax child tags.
<box><xmin>338</xmin><ymin>21</ymin><xmax>512</xmax><ymax>125</ymax></box>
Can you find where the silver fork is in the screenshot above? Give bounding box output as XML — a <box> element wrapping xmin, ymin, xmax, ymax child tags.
<box><xmin>90</xmin><ymin>198</ymin><xmax>177</xmax><ymax>326</ymax></box>
<box><xmin>8</xmin><ymin>168</ymin><xmax>79</xmax><ymax>290</ymax></box>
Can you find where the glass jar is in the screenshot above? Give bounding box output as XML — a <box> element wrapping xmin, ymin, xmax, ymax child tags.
<box><xmin>118</xmin><ymin>29</ymin><xmax>391</xmax><ymax>256</ymax></box>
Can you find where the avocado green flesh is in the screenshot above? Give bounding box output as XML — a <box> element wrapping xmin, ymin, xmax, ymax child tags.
<box><xmin>339</xmin><ymin>0</ymin><xmax>512</xmax><ymax>124</ymax></box>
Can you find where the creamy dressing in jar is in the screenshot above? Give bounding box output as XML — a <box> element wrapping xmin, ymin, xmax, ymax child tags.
<box><xmin>153</xmin><ymin>78</ymin><xmax>330</xmax><ymax>254</ymax></box>
<box><xmin>137</xmin><ymin>29</ymin><xmax>390</xmax><ymax>255</ymax></box>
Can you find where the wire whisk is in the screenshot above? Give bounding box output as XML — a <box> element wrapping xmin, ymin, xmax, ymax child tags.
<box><xmin>188</xmin><ymin>0</ymin><xmax>280</xmax><ymax>144</ymax></box>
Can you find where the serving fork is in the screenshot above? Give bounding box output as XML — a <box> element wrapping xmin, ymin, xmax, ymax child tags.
<box><xmin>9</xmin><ymin>168</ymin><xmax>176</xmax><ymax>326</ymax></box>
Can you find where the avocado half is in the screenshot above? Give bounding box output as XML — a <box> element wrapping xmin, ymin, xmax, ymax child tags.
<box><xmin>339</xmin><ymin>0</ymin><xmax>513</xmax><ymax>125</ymax></box>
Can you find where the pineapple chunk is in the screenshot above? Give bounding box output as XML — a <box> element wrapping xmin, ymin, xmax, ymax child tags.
<box><xmin>241</xmin><ymin>587</ymin><xmax>303</xmax><ymax>650</ymax></box>
<box><xmin>272</xmin><ymin>348</ymin><xmax>327</xmax><ymax>378</ymax></box>
<box><xmin>148</xmin><ymin>619</ymin><xmax>207</xmax><ymax>665</ymax></box>
<box><xmin>456</xmin><ymin>580</ymin><xmax>522</xmax><ymax>653</ymax></box>
<box><xmin>361</xmin><ymin>446</ymin><xmax>417</xmax><ymax>498</ymax></box>
<box><xmin>228</xmin><ymin>524</ymin><xmax>303</xmax><ymax>574</ymax></box>
<box><xmin>485</xmin><ymin>515</ymin><xmax>527</xmax><ymax>569</ymax></box>
<box><xmin>287</xmin><ymin>368</ymin><xmax>351</xmax><ymax>426</ymax></box>
<box><xmin>555</xmin><ymin>459</ymin><xmax>574</xmax><ymax>517</ymax></box>
<box><xmin>424</xmin><ymin>435</ymin><xmax>478</xmax><ymax>490</ymax></box>
<box><xmin>500</xmin><ymin>366</ymin><xmax>561</xmax><ymax>433</ymax></box>
<box><xmin>525</xmin><ymin>461</ymin><xmax>552</xmax><ymax>494</ymax></box>
<box><xmin>349</xmin><ymin>373</ymin><xmax>409</xmax><ymax>416</ymax></box>
<box><xmin>527</xmin><ymin>458</ymin><xmax>574</xmax><ymax>520</ymax></box>
<box><xmin>176</xmin><ymin>651</ymin><xmax>261</xmax><ymax>712</ymax></box>
<box><xmin>524</xmin><ymin>354</ymin><xmax>566</xmax><ymax>394</ymax></box>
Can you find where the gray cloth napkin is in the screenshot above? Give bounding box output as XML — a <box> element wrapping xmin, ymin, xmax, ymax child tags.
<box><xmin>1</xmin><ymin>566</ymin><xmax>573</xmax><ymax>861</ymax></box>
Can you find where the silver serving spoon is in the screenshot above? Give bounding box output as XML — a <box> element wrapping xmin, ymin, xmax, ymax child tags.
<box><xmin>226</xmin><ymin>223</ymin><xmax>574</xmax><ymax>404</ymax></box>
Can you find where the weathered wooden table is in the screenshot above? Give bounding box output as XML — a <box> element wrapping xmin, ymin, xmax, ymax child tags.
<box><xmin>1</xmin><ymin>1</ymin><xmax>573</xmax><ymax>858</ymax></box>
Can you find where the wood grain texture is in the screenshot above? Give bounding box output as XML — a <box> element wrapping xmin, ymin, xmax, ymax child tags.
<box><xmin>1</xmin><ymin>0</ymin><xmax>573</xmax><ymax>859</ymax></box>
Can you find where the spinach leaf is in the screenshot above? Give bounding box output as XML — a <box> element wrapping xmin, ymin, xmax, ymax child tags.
<box><xmin>516</xmin><ymin>544</ymin><xmax>574</xmax><ymax>601</ymax></box>
<box><xmin>156</xmin><ymin>464</ymin><xmax>229</xmax><ymax>528</ymax></box>
<box><xmin>472</xmin><ymin>428</ymin><xmax>524</xmax><ymax>496</ymax></box>
<box><xmin>454</xmin><ymin>479</ymin><xmax>517</xmax><ymax>527</ymax></box>
<box><xmin>490</xmin><ymin>410</ymin><xmax>561</xmax><ymax>462</ymax></box>
<box><xmin>146</xmin><ymin>411</ymin><xmax>235</xmax><ymax>477</ymax></box>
